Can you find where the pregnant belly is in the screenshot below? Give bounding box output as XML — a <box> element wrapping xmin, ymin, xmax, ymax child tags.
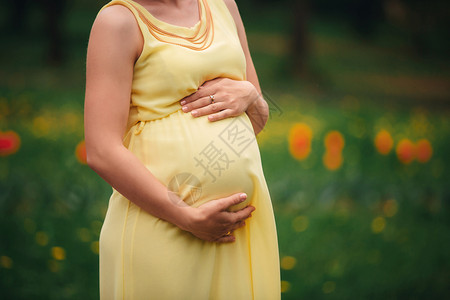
<box><xmin>127</xmin><ymin>109</ymin><xmax>262</xmax><ymax>212</ymax></box>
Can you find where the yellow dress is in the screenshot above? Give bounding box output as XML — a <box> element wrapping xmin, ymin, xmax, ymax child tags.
<box><xmin>98</xmin><ymin>0</ymin><xmax>280</xmax><ymax>299</ymax></box>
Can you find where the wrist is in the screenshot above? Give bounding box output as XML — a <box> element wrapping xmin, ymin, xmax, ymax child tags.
<box><xmin>245</xmin><ymin>90</ymin><xmax>269</xmax><ymax>134</ymax></box>
<box><xmin>244</xmin><ymin>81</ymin><xmax>261</xmax><ymax>111</ymax></box>
<box><xmin>172</xmin><ymin>206</ymin><xmax>196</xmax><ymax>232</ymax></box>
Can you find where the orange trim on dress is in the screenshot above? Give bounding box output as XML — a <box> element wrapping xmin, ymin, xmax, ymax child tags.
<box><xmin>127</xmin><ymin>0</ymin><xmax>215</xmax><ymax>51</ymax></box>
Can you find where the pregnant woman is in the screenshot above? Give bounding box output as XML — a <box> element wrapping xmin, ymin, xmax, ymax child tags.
<box><xmin>84</xmin><ymin>0</ymin><xmax>280</xmax><ymax>298</ymax></box>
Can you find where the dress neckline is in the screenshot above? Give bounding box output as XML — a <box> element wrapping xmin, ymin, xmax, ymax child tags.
<box><xmin>126</xmin><ymin>0</ymin><xmax>204</xmax><ymax>33</ymax></box>
<box><xmin>125</xmin><ymin>0</ymin><xmax>215</xmax><ymax>50</ymax></box>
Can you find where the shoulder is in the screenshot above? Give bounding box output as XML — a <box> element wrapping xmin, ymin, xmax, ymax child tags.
<box><xmin>93</xmin><ymin>4</ymin><xmax>140</xmax><ymax>36</ymax></box>
<box><xmin>219</xmin><ymin>0</ymin><xmax>245</xmax><ymax>33</ymax></box>
<box><xmin>218</xmin><ymin>0</ymin><xmax>246</xmax><ymax>36</ymax></box>
<box><xmin>88</xmin><ymin>4</ymin><xmax>143</xmax><ymax>61</ymax></box>
<box><xmin>221</xmin><ymin>0</ymin><xmax>240</xmax><ymax>19</ymax></box>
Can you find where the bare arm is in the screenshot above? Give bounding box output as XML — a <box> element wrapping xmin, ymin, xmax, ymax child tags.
<box><xmin>84</xmin><ymin>5</ymin><xmax>253</xmax><ymax>242</ymax></box>
<box><xmin>179</xmin><ymin>0</ymin><xmax>269</xmax><ymax>135</ymax></box>
<box><xmin>224</xmin><ymin>0</ymin><xmax>269</xmax><ymax>133</ymax></box>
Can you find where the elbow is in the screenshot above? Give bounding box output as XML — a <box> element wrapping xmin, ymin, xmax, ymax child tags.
<box><xmin>86</xmin><ymin>150</ymin><xmax>101</xmax><ymax>172</ymax></box>
<box><xmin>85</xmin><ymin>144</ymin><xmax>106</xmax><ymax>173</ymax></box>
<box><xmin>85</xmin><ymin>141</ymin><xmax>124</xmax><ymax>173</ymax></box>
<box><xmin>86</xmin><ymin>153</ymin><xmax>96</xmax><ymax>170</ymax></box>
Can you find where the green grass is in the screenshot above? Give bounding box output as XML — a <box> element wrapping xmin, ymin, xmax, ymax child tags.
<box><xmin>258</xmin><ymin>96</ymin><xmax>450</xmax><ymax>298</ymax></box>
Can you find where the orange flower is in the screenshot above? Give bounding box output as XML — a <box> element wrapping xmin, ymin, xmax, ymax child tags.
<box><xmin>396</xmin><ymin>138</ymin><xmax>415</xmax><ymax>164</ymax></box>
<box><xmin>374</xmin><ymin>129</ymin><xmax>393</xmax><ymax>155</ymax></box>
<box><xmin>415</xmin><ymin>139</ymin><xmax>432</xmax><ymax>163</ymax></box>
<box><xmin>75</xmin><ymin>140</ymin><xmax>87</xmax><ymax>164</ymax></box>
<box><xmin>289</xmin><ymin>123</ymin><xmax>312</xmax><ymax>160</ymax></box>
<box><xmin>0</xmin><ymin>130</ymin><xmax>21</xmax><ymax>156</ymax></box>
<box><xmin>324</xmin><ymin>131</ymin><xmax>345</xmax><ymax>154</ymax></box>
<box><xmin>323</xmin><ymin>151</ymin><xmax>343</xmax><ymax>170</ymax></box>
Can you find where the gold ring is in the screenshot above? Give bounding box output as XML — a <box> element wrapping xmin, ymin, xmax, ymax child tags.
<box><xmin>209</xmin><ymin>94</ymin><xmax>215</xmax><ymax>104</ymax></box>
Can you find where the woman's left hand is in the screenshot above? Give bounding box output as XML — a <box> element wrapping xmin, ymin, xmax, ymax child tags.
<box><xmin>180</xmin><ymin>78</ymin><xmax>259</xmax><ymax>122</ymax></box>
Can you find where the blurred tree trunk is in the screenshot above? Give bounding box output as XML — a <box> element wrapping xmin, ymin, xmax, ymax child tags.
<box><xmin>7</xmin><ymin>0</ymin><xmax>31</xmax><ymax>33</ymax></box>
<box><xmin>290</xmin><ymin>0</ymin><xmax>310</xmax><ymax>78</ymax></box>
<box><xmin>351</xmin><ymin>0</ymin><xmax>383</xmax><ymax>38</ymax></box>
<box><xmin>403</xmin><ymin>0</ymin><xmax>444</xmax><ymax>57</ymax></box>
<box><xmin>4</xmin><ymin>0</ymin><xmax>67</xmax><ymax>65</ymax></box>
<box><xmin>384</xmin><ymin>0</ymin><xmax>449</xmax><ymax>57</ymax></box>
<box><xmin>40</xmin><ymin>0</ymin><xmax>67</xmax><ymax>65</ymax></box>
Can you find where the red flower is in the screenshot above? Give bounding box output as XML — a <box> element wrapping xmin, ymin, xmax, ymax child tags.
<box><xmin>75</xmin><ymin>140</ymin><xmax>87</xmax><ymax>164</ymax></box>
<box><xmin>324</xmin><ymin>131</ymin><xmax>345</xmax><ymax>154</ymax></box>
<box><xmin>396</xmin><ymin>138</ymin><xmax>415</xmax><ymax>164</ymax></box>
<box><xmin>323</xmin><ymin>151</ymin><xmax>343</xmax><ymax>170</ymax></box>
<box><xmin>374</xmin><ymin>130</ymin><xmax>393</xmax><ymax>155</ymax></box>
<box><xmin>0</xmin><ymin>131</ymin><xmax>21</xmax><ymax>157</ymax></box>
<box><xmin>415</xmin><ymin>139</ymin><xmax>432</xmax><ymax>163</ymax></box>
<box><xmin>323</xmin><ymin>131</ymin><xmax>345</xmax><ymax>171</ymax></box>
<box><xmin>289</xmin><ymin>123</ymin><xmax>312</xmax><ymax>161</ymax></box>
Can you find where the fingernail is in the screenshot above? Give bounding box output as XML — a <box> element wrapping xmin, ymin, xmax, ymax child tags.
<box><xmin>240</xmin><ymin>193</ymin><xmax>247</xmax><ymax>201</ymax></box>
<box><xmin>182</xmin><ymin>106</ymin><xmax>188</xmax><ymax>112</ymax></box>
<box><xmin>191</xmin><ymin>110</ymin><xmax>198</xmax><ymax>116</ymax></box>
<box><xmin>180</xmin><ymin>100</ymin><xmax>186</xmax><ymax>105</ymax></box>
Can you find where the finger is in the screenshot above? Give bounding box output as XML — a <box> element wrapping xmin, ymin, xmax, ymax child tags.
<box><xmin>181</xmin><ymin>83</ymin><xmax>215</xmax><ymax>104</ymax></box>
<box><xmin>181</xmin><ymin>96</ymin><xmax>211</xmax><ymax>113</ymax></box>
<box><xmin>180</xmin><ymin>90</ymin><xmax>202</xmax><ymax>105</ymax></box>
<box><xmin>217</xmin><ymin>193</ymin><xmax>247</xmax><ymax>211</ymax></box>
<box><xmin>232</xmin><ymin>220</ymin><xmax>246</xmax><ymax>231</ymax></box>
<box><xmin>191</xmin><ymin>101</ymin><xmax>225</xmax><ymax>117</ymax></box>
<box><xmin>201</xmin><ymin>77</ymin><xmax>223</xmax><ymax>88</ymax></box>
<box><xmin>215</xmin><ymin>235</ymin><xmax>236</xmax><ymax>243</ymax></box>
<box><xmin>229</xmin><ymin>205</ymin><xmax>255</xmax><ymax>223</ymax></box>
<box><xmin>187</xmin><ymin>85</ymin><xmax>216</xmax><ymax>104</ymax></box>
<box><xmin>182</xmin><ymin>77</ymin><xmax>227</xmax><ymax>105</ymax></box>
<box><xmin>207</xmin><ymin>109</ymin><xmax>234</xmax><ymax>122</ymax></box>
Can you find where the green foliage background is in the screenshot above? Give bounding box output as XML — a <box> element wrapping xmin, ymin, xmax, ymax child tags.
<box><xmin>1</xmin><ymin>0</ymin><xmax>449</xmax><ymax>299</ymax></box>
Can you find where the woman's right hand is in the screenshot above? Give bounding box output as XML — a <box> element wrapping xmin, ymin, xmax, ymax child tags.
<box><xmin>179</xmin><ymin>193</ymin><xmax>255</xmax><ymax>243</ymax></box>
